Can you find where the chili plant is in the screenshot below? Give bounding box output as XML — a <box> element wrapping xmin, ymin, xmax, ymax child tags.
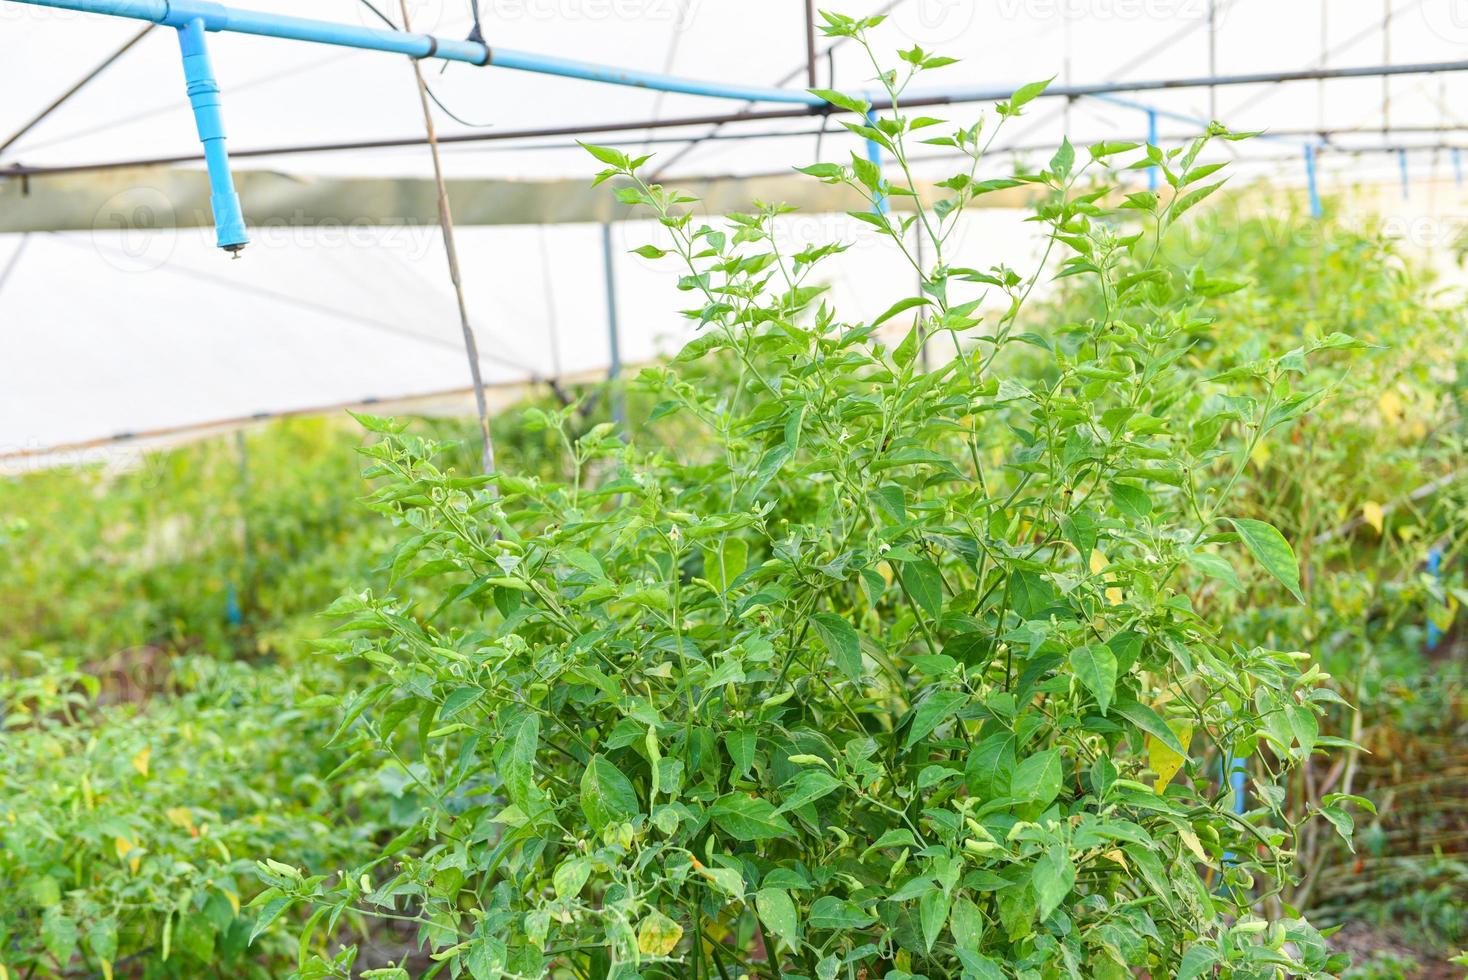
<box><xmin>272</xmin><ymin>13</ymin><xmax>1355</xmax><ymax>979</ymax></box>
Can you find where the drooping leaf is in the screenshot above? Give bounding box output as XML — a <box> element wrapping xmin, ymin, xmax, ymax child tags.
<box><xmin>1069</xmin><ymin>644</ymin><xmax>1118</xmax><ymax>715</ymax></box>
<box><xmin>1228</xmin><ymin>517</ymin><xmax>1304</xmax><ymax>602</ymax></box>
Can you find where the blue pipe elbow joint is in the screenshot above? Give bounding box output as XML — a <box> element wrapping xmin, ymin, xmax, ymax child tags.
<box><xmin>174</xmin><ymin>12</ymin><xmax>248</xmax><ymax>254</ymax></box>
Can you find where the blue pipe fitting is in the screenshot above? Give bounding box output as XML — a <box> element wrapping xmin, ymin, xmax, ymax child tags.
<box><xmin>175</xmin><ymin>16</ymin><xmax>248</xmax><ymax>253</ymax></box>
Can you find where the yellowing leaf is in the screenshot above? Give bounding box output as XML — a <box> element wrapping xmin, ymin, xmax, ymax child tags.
<box><xmin>1178</xmin><ymin>828</ymin><xmax>1208</xmax><ymax>862</ymax></box>
<box><xmin>114</xmin><ymin>837</ymin><xmax>141</xmax><ymax>873</ymax></box>
<box><xmin>131</xmin><ymin>746</ymin><xmax>150</xmax><ymax>778</ymax></box>
<box><xmin>636</xmin><ymin>910</ymin><xmax>684</xmax><ymax>957</ymax></box>
<box><xmin>1091</xmin><ymin>550</ymin><xmax>1123</xmax><ymax>606</ymax></box>
<box><xmin>1361</xmin><ymin>501</ymin><xmax>1384</xmax><ymax>535</ymax></box>
<box><xmin>1249</xmin><ymin>440</ymin><xmax>1271</xmax><ymax>470</ymax></box>
<box><xmin>223</xmin><ymin>890</ymin><xmax>240</xmax><ymax>916</ymax></box>
<box><xmin>165</xmin><ymin>807</ymin><xmax>194</xmax><ymax>832</ymax></box>
<box><xmin>1147</xmin><ymin>720</ymin><xmax>1193</xmax><ymax>793</ymax></box>
<box><xmin>1378</xmin><ymin>388</ymin><xmax>1404</xmax><ymax>423</ymax></box>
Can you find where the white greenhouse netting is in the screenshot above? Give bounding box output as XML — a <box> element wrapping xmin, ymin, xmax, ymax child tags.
<box><xmin>4</xmin><ymin>0</ymin><xmax>1468</xmax><ymax>461</ymax></box>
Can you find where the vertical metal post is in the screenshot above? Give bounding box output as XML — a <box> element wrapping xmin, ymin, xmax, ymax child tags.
<box><xmin>1382</xmin><ymin>0</ymin><xmax>1392</xmax><ymax>136</ymax></box>
<box><xmin>1147</xmin><ymin>109</ymin><xmax>1159</xmax><ymax>192</ymax></box>
<box><xmin>400</xmin><ymin>0</ymin><xmax>497</xmax><ymax>481</ymax></box>
<box><xmin>175</xmin><ymin>17</ymin><xmax>248</xmax><ymax>253</ymax></box>
<box><xmin>1399</xmin><ymin>147</ymin><xmax>1410</xmax><ymax>200</ymax></box>
<box><xmin>1207</xmin><ymin>0</ymin><xmax>1217</xmax><ymax>121</ymax></box>
<box><xmin>803</xmin><ymin>0</ymin><xmax>818</xmax><ymax>89</ymax></box>
<box><xmin>1318</xmin><ymin>0</ymin><xmax>1328</xmax><ymax>133</ymax></box>
<box><xmin>601</xmin><ymin>222</ymin><xmax>625</xmax><ymax>428</ymax></box>
<box><xmin>1304</xmin><ymin>144</ymin><xmax>1322</xmax><ymax>219</ymax></box>
<box><xmin>228</xmin><ymin>427</ymin><xmax>251</xmax><ymax>626</ymax></box>
<box><xmin>1454</xmin><ymin>148</ymin><xmax>1464</xmax><ymax>187</ymax></box>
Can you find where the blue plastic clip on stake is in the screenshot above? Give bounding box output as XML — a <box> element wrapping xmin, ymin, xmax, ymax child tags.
<box><xmin>1427</xmin><ymin>547</ymin><xmax>1444</xmax><ymax>649</ymax></box>
<box><xmin>1304</xmin><ymin>144</ymin><xmax>1323</xmax><ymax>218</ymax></box>
<box><xmin>865</xmin><ymin>110</ymin><xmax>888</xmax><ymax>216</ymax></box>
<box><xmin>1219</xmin><ymin>749</ymin><xmax>1248</xmax><ymax>879</ymax></box>
<box><xmin>1398</xmin><ymin>148</ymin><xmax>1410</xmax><ymax>201</ymax></box>
<box><xmin>175</xmin><ymin>15</ymin><xmax>249</xmax><ymax>254</ymax></box>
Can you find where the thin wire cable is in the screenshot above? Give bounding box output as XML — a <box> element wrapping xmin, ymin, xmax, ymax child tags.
<box><xmin>1225</xmin><ymin>0</ymin><xmax>1428</xmax><ymax>119</ymax></box>
<box><xmin>0</xmin><ymin>25</ymin><xmax>154</xmax><ymax>159</ymax></box>
<box><xmin>639</xmin><ymin>0</ymin><xmax>691</xmax><ymax>158</ymax></box>
<box><xmin>10</xmin><ymin>50</ymin><xmax>360</xmax><ymax>158</ymax></box>
<box><xmin>399</xmin><ymin>0</ymin><xmax>498</xmax><ymax>481</ymax></box>
<box><xmin>360</xmin><ymin>0</ymin><xmax>499</xmax><ymax>128</ymax></box>
<box><xmin>647</xmin><ymin>0</ymin><xmax>910</xmax><ymax>179</ymax></box>
<box><xmin>0</xmin><ymin>234</ymin><xmax>31</xmax><ymax>300</ymax></box>
<box><xmin>49</xmin><ymin>231</ymin><xmax>537</xmax><ymax>374</ymax></box>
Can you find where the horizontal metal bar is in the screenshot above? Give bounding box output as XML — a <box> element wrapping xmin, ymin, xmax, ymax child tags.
<box><xmin>7</xmin><ymin>54</ymin><xmax>1468</xmax><ymax>177</ymax></box>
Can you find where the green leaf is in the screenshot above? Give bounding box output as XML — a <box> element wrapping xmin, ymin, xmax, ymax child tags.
<box><xmin>504</xmin><ymin>714</ymin><xmax>539</xmax><ymax>808</ymax></box>
<box><xmin>1177</xmin><ymin>944</ymin><xmax>1220</xmax><ymax>980</ymax></box>
<box><xmin>1113</xmin><ymin>699</ymin><xmax>1186</xmax><ymax>755</ymax></box>
<box><xmin>778</xmin><ymin>769</ymin><xmax>842</xmax><ymax>813</ymax></box>
<box><xmin>1069</xmin><ymin>644</ymin><xmax>1118</xmax><ymax>715</ymax></box>
<box><xmin>249</xmin><ymin>897</ymin><xmax>293</xmax><ymax>945</ymax></box>
<box><xmin>1110</xmin><ymin>481</ymin><xmax>1152</xmax><ymax>519</ymax></box>
<box><xmin>755</xmin><ymin>888</ymin><xmax>801</xmax><ymax>951</ymax></box>
<box><xmin>709</xmin><ymin>794</ymin><xmax>796</xmax><ymax>841</ymax></box>
<box><xmin>872</xmin><ymin>295</ymin><xmax>930</xmax><ymax>328</ymax></box>
<box><xmin>809</xmin><ymin>88</ymin><xmax>871</xmax><ymax>115</ymax></box>
<box><xmin>1187</xmin><ymin>551</ymin><xmax>1241</xmax><ymax>592</ymax></box>
<box><xmin>1010</xmin><ymin>748</ymin><xmax>1063</xmax><ymax>807</ymax></box>
<box><xmin>702</xmin><ymin>537</ymin><xmax>748</xmax><ymax>592</ymax></box>
<box><xmin>579</xmin><ymin>141</ymin><xmax>630</xmax><ymax>169</ymax></box>
<box><xmin>579</xmin><ymin>754</ymin><xmax>640</xmax><ymax>832</ymax></box>
<box><xmin>1228</xmin><ymin>517</ymin><xmax>1304</xmax><ymax>601</ymax></box>
<box><xmin>1006</xmin><ymin>76</ymin><xmax>1053</xmax><ymax>112</ymax></box>
<box><xmin>810</xmin><ymin>612</ymin><xmax>863</xmax><ymax>680</ymax></box>
<box><xmin>950</xmin><ymin>896</ymin><xmax>984</xmax><ymax>951</ymax></box>
<box><xmin>904</xmin><ymin>689</ymin><xmax>968</xmax><ymax>749</ymax></box>
<box><xmin>42</xmin><ymin>909</ymin><xmax>78</xmax><ymax>964</ymax></box>
<box><xmin>1031</xmin><ymin>846</ymin><xmax>1076</xmax><ymax>920</ymax></box>
<box><xmin>900</xmin><ymin>558</ymin><xmax>944</xmax><ymax>618</ymax></box>
<box><xmin>439</xmin><ymin>685</ymin><xmax>483</xmax><ymax>721</ymax></box>
<box><xmin>808</xmin><ymin>896</ymin><xmax>875</xmax><ymax>931</ymax></box>
<box><xmin>920</xmin><ymin>889</ymin><xmax>950</xmax><ymax>953</ymax></box>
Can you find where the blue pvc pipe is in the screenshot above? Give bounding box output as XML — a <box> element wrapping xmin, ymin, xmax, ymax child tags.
<box><xmin>1455</xmin><ymin>148</ymin><xmax>1464</xmax><ymax>187</ymax></box>
<box><xmin>1146</xmin><ymin>109</ymin><xmax>1159</xmax><ymax>192</ymax></box>
<box><xmin>11</xmin><ymin>0</ymin><xmax>828</xmax><ymax>102</ymax></box>
<box><xmin>1304</xmin><ymin>144</ymin><xmax>1322</xmax><ymax>219</ymax></box>
<box><xmin>176</xmin><ymin>15</ymin><xmax>248</xmax><ymax>251</ymax></box>
<box><xmin>488</xmin><ymin>48</ymin><xmax>823</xmax><ymax>105</ymax></box>
<box><xmin>1399</xmin><ymin>148</ymin><xmax>1410</xmax><ymax>200</ymax></box>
